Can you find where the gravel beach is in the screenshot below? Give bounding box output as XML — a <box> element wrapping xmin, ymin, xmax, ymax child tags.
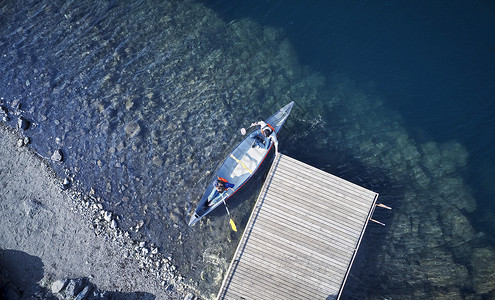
<box><xmin>0</xmin><ymin>123</ymin><xmax>193</xmax><ymax>299</ymax></box>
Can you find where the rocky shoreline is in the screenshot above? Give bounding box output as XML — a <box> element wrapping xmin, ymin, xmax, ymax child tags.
<box><xmin>0</xmin><ymin>122</ymin><xmax>197</xmax><ymax>299</ymax></box>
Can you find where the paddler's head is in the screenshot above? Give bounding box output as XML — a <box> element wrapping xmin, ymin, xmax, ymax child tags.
<box><xmin>214</xmin><ymin>179</ymin><xmax>225</xmax><ymax>192</ymax></box>
<box><xmin>263</xmin><ymin>128</ymin><xmax>272</xmax><ymax>137</ymax></box>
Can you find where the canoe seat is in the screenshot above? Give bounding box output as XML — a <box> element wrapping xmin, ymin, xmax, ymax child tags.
<box><xmin>230</xmin><ymin>147</ymin><xmax>265</xmax><ymax>180</ymax></box>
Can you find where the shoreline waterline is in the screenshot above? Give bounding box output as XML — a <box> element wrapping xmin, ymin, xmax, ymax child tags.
<box><xmin>0</xmin><ymin>122</ymin><xmax>194</xmax><ymax>299</ymax></box>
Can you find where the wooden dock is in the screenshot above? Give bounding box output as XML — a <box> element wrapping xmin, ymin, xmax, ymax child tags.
<box><xmin>217</xmin><ymin>154</ymin><xmax>379</xmax><ymax>300</ymax></box>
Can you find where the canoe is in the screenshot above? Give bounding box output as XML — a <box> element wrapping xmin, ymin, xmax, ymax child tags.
<box><xmin>188</xmin><ymin>101</ymin><xmax>294</xmax><ymax>226</ymax></box>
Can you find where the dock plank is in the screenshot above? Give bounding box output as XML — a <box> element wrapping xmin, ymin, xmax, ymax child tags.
<box><xmin>269</xmin><ymin>171</ymin><xmax>373</xmax><ymax>211</ymax></box>
<box><xmin>253</xmin><ymin>205</ymin><xmax>358</xmax><ymax>250</ymax></box>
<box><xmin>217</xmin><ymin>154</ymin><xmax>378</xmax><ymax>300</ymax></box>
<box><xmin>227</xmin><ymin>253</ymin><xmax>334</xmax><ymax>298</ymax></box>
<box><xmin>264</xmin><ymin>184</ymin><xmax>368</xmax><ymax>228</ymax></box>
<box><xmin>280</xmin><ymin>156</ymin><xmax>374</xmax><ymax>195</ymax></box>
<box><xmin>238</xmin><ymin>234</ymin><xmax>350</xmax><ymax>284</ymax></box>
<box><xmin>250</xmin><ymin>214</ymin><xmax>356</xmax><ymax>261</ymax></box>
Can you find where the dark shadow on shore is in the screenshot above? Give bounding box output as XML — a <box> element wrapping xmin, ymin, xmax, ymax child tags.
<box><xmin>0</xmin><ymin>249</ymin><xmax>156</xmax><ymax>300</ymax></box>
<box><xmin>0</xmin><ymin>249</ymin><xmax>55</xmax><ymax>299</ymax></box>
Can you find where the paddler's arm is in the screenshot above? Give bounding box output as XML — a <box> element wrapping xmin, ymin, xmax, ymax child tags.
<box><xmin>270</xmin><ymin>134</ymin><xmax>279</xmax><ymax>153</ymax></box>
<box><xmin>213</xmin><ymin>187</ymin><xmax>234</xmax><ymax>202</ymax></box>
<box><xmin>250</xmin><ymin>121</ymin><xmax>266</xmax><ymax>128</ymax></box>
<box><xmin>208</xmin><ymin>189</ymin><xmax>218</xmax><ymax>201</ymax></box>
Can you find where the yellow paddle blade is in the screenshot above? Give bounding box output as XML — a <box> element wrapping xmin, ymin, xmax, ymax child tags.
<box><xmin>229</xmin><ymin>154</ymin><xmax>253</xmax><ymax>174</ymax></box>
<box><xmin>230</xmin><ymin>219</ymin><xmax>237</xmax><ymax>232</ymax></box>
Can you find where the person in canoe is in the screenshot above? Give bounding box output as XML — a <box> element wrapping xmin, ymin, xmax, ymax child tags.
<box><xmin>250</xmin><ymin>121</ymin><xmax>279</xmax><ymax>152</ymax></box>
<box><xmin>206</xmin><ymin>177</ymin><xmax>235</xmax><ymax>207</ymax></box>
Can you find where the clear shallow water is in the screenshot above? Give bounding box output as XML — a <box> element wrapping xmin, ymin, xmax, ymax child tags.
<box><xmin>1</xmin><ymin>0</ymin><xmax>494</xmax><ymax>298</ymax></box>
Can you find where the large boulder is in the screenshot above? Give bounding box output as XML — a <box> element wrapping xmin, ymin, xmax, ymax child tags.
<box><xmin>18</xmin><ymin>116</ymin><xmax>30</xmax><ymax>130</ymax></box>
<box><xmin>65</xmin><ymin>278</ymin><xmax>88</xmax><ymax>298</ymax></box>
<box><xmin>51</xmin><ymin>278</ymin><xmax>68</xmax><ymax>294</ymax></box>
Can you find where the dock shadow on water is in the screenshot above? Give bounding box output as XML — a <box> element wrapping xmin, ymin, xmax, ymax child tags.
<box><xmin>1</xmin><ymin>0</ymin><xmax>494</xmax><ymax>298</ymax></box>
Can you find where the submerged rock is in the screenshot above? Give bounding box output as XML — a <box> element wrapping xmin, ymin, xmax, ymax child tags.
<box><xmin>471</xmin><ymin>248</ymin><xmax>495</xmax><ymax>294</ymax></box>
<box><xmin>51</xmin><ymin>149</ymin><xmax>63</xmax><ymax>162</ymax></box>
<box><xmin>421</xmin><ymin>249</ymin><xmax>469</xmax><ymax>288</ymax></box>
<box><xmin>18</xmin><ymin>116</ymin><xmax>30</xmax><ymax>130</ymax></box>
<box><xmin>125</xmin><ymin>121</ymin><xmax>141</xmax><ymax>138</ymax></box>
<box><xmin>0</xmin><ymin>105</ymin><xmax>8</xmax><ymax>115</ymax></box>
<box><xmin>152</xmin><ymin>155</ymin><xmax>164</xmax><ymax>167</ymax></box>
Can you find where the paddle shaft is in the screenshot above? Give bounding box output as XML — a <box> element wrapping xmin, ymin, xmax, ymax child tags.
<box><xmin>222</xmin><ymin>196</ymin><xmax>231</xmax><ymax>216</ymax></box>
<box><xmin>221</xmin><ymin>189</ymin><xmax>237</xmax><ymax>231</ymax></box>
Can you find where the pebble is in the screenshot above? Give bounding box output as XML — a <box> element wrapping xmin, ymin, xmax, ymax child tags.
<box><xmin>51</xmin><ymin>149</ymin><xmax>63</xmax><ymax>162</ymax></box>
<box><xmin>134</xmin><ymin>220</ymin><xmax>144</xmax><ymax>232</ymax></box>
<box><xmin>61</xmin><ymin>177</ymin><xmax>71</xmax><ymax>190</ymax></box>
<box><xmin>125</xmin><ymin>99</ymin><xmax>134</xmax><ymax>110</ymax></box>
<box><xmin>184</xmin><ymin>293</ymin><xmax>194</xmax><ymax>300</ymax></box>
<box><xmin>23</xmin><ymin>136</ymin><xmax>30</xmax><ymax>145</ymax></box>
<box><xmin>17</xmin><ymin>138</ymin><xmax>24</xmax><ymax>147</ymax></box>
<box><xmin>104</xmin><ymin>211</ymin><xmax>112</xmax><ymax>222</ymax></box>
<box><xmin>111</xmin><ymin>219</ymin><xmax>117</xmax><ymax>229</ymax></box>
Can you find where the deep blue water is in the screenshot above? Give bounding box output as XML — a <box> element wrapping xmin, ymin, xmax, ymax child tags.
<box><xmin>198</xmin><ymin>1</ymin><xmax>495</xmax><ymax>298</ymax></box>
<box><xmin>1</xmin><ymin>0</ymin><xmax>495</xmax><ymax>298</ymax></box>
<box><xmin>200</xmin><ymin>0</ymin><xmax>495</xmax><ymax>203</ymax></box>
<box><xmin>203</xmin><ymin>1</ymin><xmax>495</xmax><ymax>298</ymax></box>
